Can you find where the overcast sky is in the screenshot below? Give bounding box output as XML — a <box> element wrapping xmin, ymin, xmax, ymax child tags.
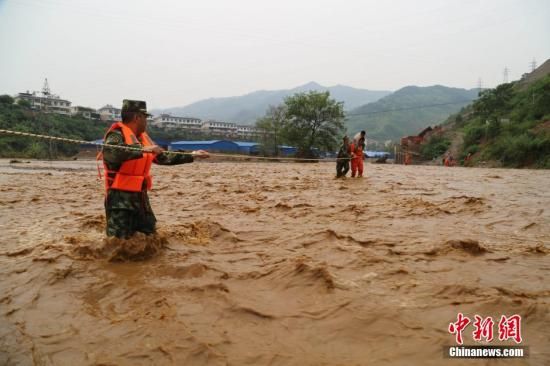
<box><xmin>0</xmin><ymin>0</ymin><xmax>548</xmax><ymax>109</ymax></box>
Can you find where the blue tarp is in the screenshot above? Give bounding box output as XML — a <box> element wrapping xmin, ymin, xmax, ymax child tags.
<box><xmin>364</xmin><ymin>151</ymin><xmax>390</xmax><ymax>158</ymax></box>
<box><xmin>234</xmin><ymin>141</ymin><xmax>261</xmax><ymax>154</ymax></box>
<box><xmin>170</xmin><ymin>140</ymin><xmax>266</xmax><ymax>155</ymax></box>
<box><xmin>95</xmin><ymin>138</ymin><xmax>298</xmax><ymax>156</ymax></box>
<box><xmin>278</xmin><ymin>146</ymin><xmax>297</xmax><ymax>156</ymax></box>
<box><xmin>170</xmin><ymin>140</ymin><xmax>240</xmax><ymax>152</ymax></box>
<box><xmin>152</xmin><ymin>138</ymin><xmax>170</xmax><ymax>148</ymax></box>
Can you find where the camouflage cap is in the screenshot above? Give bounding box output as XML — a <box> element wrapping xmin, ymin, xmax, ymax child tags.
<box><xmin>121</xmin><ymin>99</ymin><xmax>151</xmax><ymax>116</ymax></box>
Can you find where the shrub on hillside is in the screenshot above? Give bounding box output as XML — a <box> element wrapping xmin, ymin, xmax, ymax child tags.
<box><xmin>486</xmin><ymin>133</ymin><xmax>550</xmax><ymax>168</ymax></box>
<box><xmin>420</xmin><ymin>135</ymin><xmax>451</xmax><ymax>159</ymax></box>
<box><xmin>463</xmin><ymin>124</ymin><xmax>485</xmax><ymax>146</ymax></box>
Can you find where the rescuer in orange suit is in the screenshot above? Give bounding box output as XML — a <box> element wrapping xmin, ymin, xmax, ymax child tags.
<box><xmin>350</xmin><ymin>137</ymin><xmax>365</xmax><ymax>177</ymax></box>
<box><xmin>444</xmin><ymin>155</ymin><xmax>455</xmax><ymax>167</ymax></box>
<box><xmin>404</xmin><ymin>152</ymin><xmax>412</xmax><ymax>165</ymax></box>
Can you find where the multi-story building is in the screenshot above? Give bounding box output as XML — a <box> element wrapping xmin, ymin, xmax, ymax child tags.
<box><xmin>151</xmin><ymin>114</ymin><xmax>202</xmax><ymax>130</ymax></box>
<box><xmin>201</xmin><ymin>120</ymin><xmax>238</xmax><ymax>135</ymax></box>
<box><xmin>98</xmin><ymin>105</ymin><xmax>121</xmax><ymax>121</ymax></box>
<box><xmin>147</xmin><ymin>113</ymin><xmax>259</xmax><ymax>139</ymax></box>
<box><xmin>236</xmin><ymin>125</ymin><xmax>259</xmax><ymax>138</ymax></box>
<box><xmin>71</xmin><ymin>106</ymin><xmax>100</xmax><ymax>120</ymax></box>
<box><xmin>15</xmin><ymin>92</ymin><xmax>72</xmax><ymax>115</ymax></box>
<box><xmin>15</xmin><ymin>80</ymin><xmax>73</xmax><ymax>116</ymax></box>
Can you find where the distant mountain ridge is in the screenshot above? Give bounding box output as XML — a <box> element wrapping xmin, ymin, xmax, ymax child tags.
<box><xmin>151</xmin><ymin>82</ymin><xmax>391</xmax><ymax>124</ymax></box>
<box><xmin>345</xmin><ymin>85</ymin><xmax>479</xmax><ymax>142</ymax></box>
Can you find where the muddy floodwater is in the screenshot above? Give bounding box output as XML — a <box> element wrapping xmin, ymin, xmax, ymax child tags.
<box><xmin>1</xmin><ymin>159</ymin><xmax>549</xmax><ymax>365</ymax></box>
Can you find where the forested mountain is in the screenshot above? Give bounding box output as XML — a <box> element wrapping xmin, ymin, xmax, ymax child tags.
<box><xmin>431</xmin><ymin>61</ymin><xmax>550</xmax><ymax>168</ymax></box>
<box><xmin>345</xmin><ymin>85</ymin><xmax>478</xmax><ymax>141</ymax></box>
<box><xmin>152</xmin><ymin>82</ymin><xmax>391</xmax><ymax>124</ymax></box>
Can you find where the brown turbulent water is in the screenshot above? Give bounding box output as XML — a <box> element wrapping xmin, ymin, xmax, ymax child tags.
<box><xmin>0</xmin><ymin>159</ymin><xmax>549</xmax><ymax>365</ymax></box>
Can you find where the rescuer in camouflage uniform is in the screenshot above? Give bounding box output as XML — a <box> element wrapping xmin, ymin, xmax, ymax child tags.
<box><xmin>102</xmin><ymin>99</ymin><xmax>209</xmax><ymax>239</ymax></box>
<box><xmin>336</xmin><ymin>135</ymin><xmax>352</xmax><ymax>178</ymax></box>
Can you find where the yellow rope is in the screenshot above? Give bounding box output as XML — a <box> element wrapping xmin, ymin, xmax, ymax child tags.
<box><xmin>0</xmin><ymin>128</ymin><xmax>373</xmax><ymax>162</ymax></box>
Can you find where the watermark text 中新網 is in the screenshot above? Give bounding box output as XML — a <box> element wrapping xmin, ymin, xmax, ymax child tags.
<box><xmin>446</xmin><ymin>313</ymin><xmax>527</xmax><ymax>359</ymax></box>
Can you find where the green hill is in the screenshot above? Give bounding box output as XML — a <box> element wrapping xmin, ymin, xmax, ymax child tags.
<box><xmin>0</xmin><ymin>97</ymin><xmax>227</xmax><ymax>159</ymax></box>
<box><xmin>345</xmin><ymin>85</ymin><xmax>478</xmax><ymax>142</ymax></box>
<box><xmin>439</xmin><ymin>71</ymin><xmax>550</xmax><ymax>168</ymax></box>
<box><xmin>0</xmin><ymin>98</ymin><xmax>110</xmax><ymax>158</ymax></box>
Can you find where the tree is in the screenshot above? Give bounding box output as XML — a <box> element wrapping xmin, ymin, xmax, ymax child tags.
<box><xmin>0</xmin><ymin>95</ymin><xmax>14</xmax><ymax>105</ymax></box>
<box><xmin>282</xmin><ymin>91</ymin><xmax>345</xmax><ymax>157</ymax></box>
<box><xmin>16</xmin><ymin>99</ymin><xmax>31</xmax><ymax>108</ymax></box>
<box><xmin>473</xmin><ymin>83</ymin><xmax>514</xmax><ymax>120</ymax></box>
<box><xmin>255</xmin><ymin>104</ymin><xmax>287</xmax><ymax>156</ymax></box>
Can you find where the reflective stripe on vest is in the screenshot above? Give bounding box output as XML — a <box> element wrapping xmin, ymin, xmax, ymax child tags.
<box><xmin>103</xmin><ymin>122</ymin><xmax>155</xmax><ymax>192</ymax></box>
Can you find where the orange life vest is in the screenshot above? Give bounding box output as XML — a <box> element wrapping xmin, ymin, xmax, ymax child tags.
<box><xmin>350</xmin><ymin>142</ymin><xmax>363</xmax><ymax>160</ymax></box>
<box><xmin>102</xmin><ymin>122</ymin><xmax>155</xmax><ymax>192</ymax></box>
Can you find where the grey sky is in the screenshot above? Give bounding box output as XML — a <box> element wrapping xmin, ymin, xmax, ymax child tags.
<box><xmin>0</xmin><ymin>0</ymin><xmax>548</xmax><ymax>110</ymax></box>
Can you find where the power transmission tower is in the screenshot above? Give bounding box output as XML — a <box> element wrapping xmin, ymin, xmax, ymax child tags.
<box><xmin>530</xmin><ymin>59</ymin><xmax>537</xmax><ymax>72</ymax></box>
<box><xmin>477</xmin><ymin>77</ymin><xmax>483</xmax><ymax>94</ymax></box>
<box><xmin>503</xmin><ymin>67</ymin><xmax>509</xmax><ymax>83</ymax></box>
<box><xmin>42</xmin><ymin>78</ymin><xmax>51</xmax><ymax>96</ymax></box>
<box><xmin>41</xmin><ymin>78</ymin><xmax>51</xmax><ymax>113</ymax></box>
<box><xmin>529</xmin><ymin>59</ymin><xmax>537</xmax><ymax>106</ymax></box>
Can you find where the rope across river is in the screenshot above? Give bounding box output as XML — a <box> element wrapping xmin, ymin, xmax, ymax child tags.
<box><xmin>0</xmin><ymin>128</ymin><xmax>414</xmax><ymax>161</ymax></box>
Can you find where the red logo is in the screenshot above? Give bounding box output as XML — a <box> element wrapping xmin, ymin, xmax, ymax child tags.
<box><xmin>449</xmin><ymin>313</ymin><xmax>522</xmax><ymax>344</ymax></box>
<box><xmin>448</xmin><ymin>313</ymin><xmax>471</xmax><ymax>345</ymax></box>
<box><xmin>498</xmin><ymin>315</ymin><xmax>522</xmax><ymax>344</ymax></box>
<box><xmin>473</xmin><ymin>315</ymin><xmax>494</xmax><ymax>342</ymax></box>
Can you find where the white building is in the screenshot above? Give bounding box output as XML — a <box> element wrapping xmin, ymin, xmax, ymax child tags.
<box><xmin>236</xmin><ymin>125</ymin><xmax>259</xmax><ymax>138</ymax></box>
<box><xmin>15</xmin><ymin>92</ymin><xmax>72</xmax><ymax>115</ymax></box>
<box><xmin>202</xmin><ymin>120</ymin><xmax>238</xmax><ymax>135</ymax></box>
<box><xmin>146</xmin><ymin>113</ymin><xmax>259</xmax><ymax>138</ymax></box>
<box><xmin>14</xmin><ymin>79</ymin><xmax>72</xmax><ymax>116</ymax></box>
<box><xmin>71</xmin><ymin>106</ymin><xmax>100</xmax><ymax>120</ymax></box>
<box><xmin>98</xmin><ymin>105</ymin><xmax>121</xmax><ymax>121</ymax></box>
<box><xmin>151</xmin><ymin>114</ymin><xmax>202</xmax><ymax>130</ymax></box>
